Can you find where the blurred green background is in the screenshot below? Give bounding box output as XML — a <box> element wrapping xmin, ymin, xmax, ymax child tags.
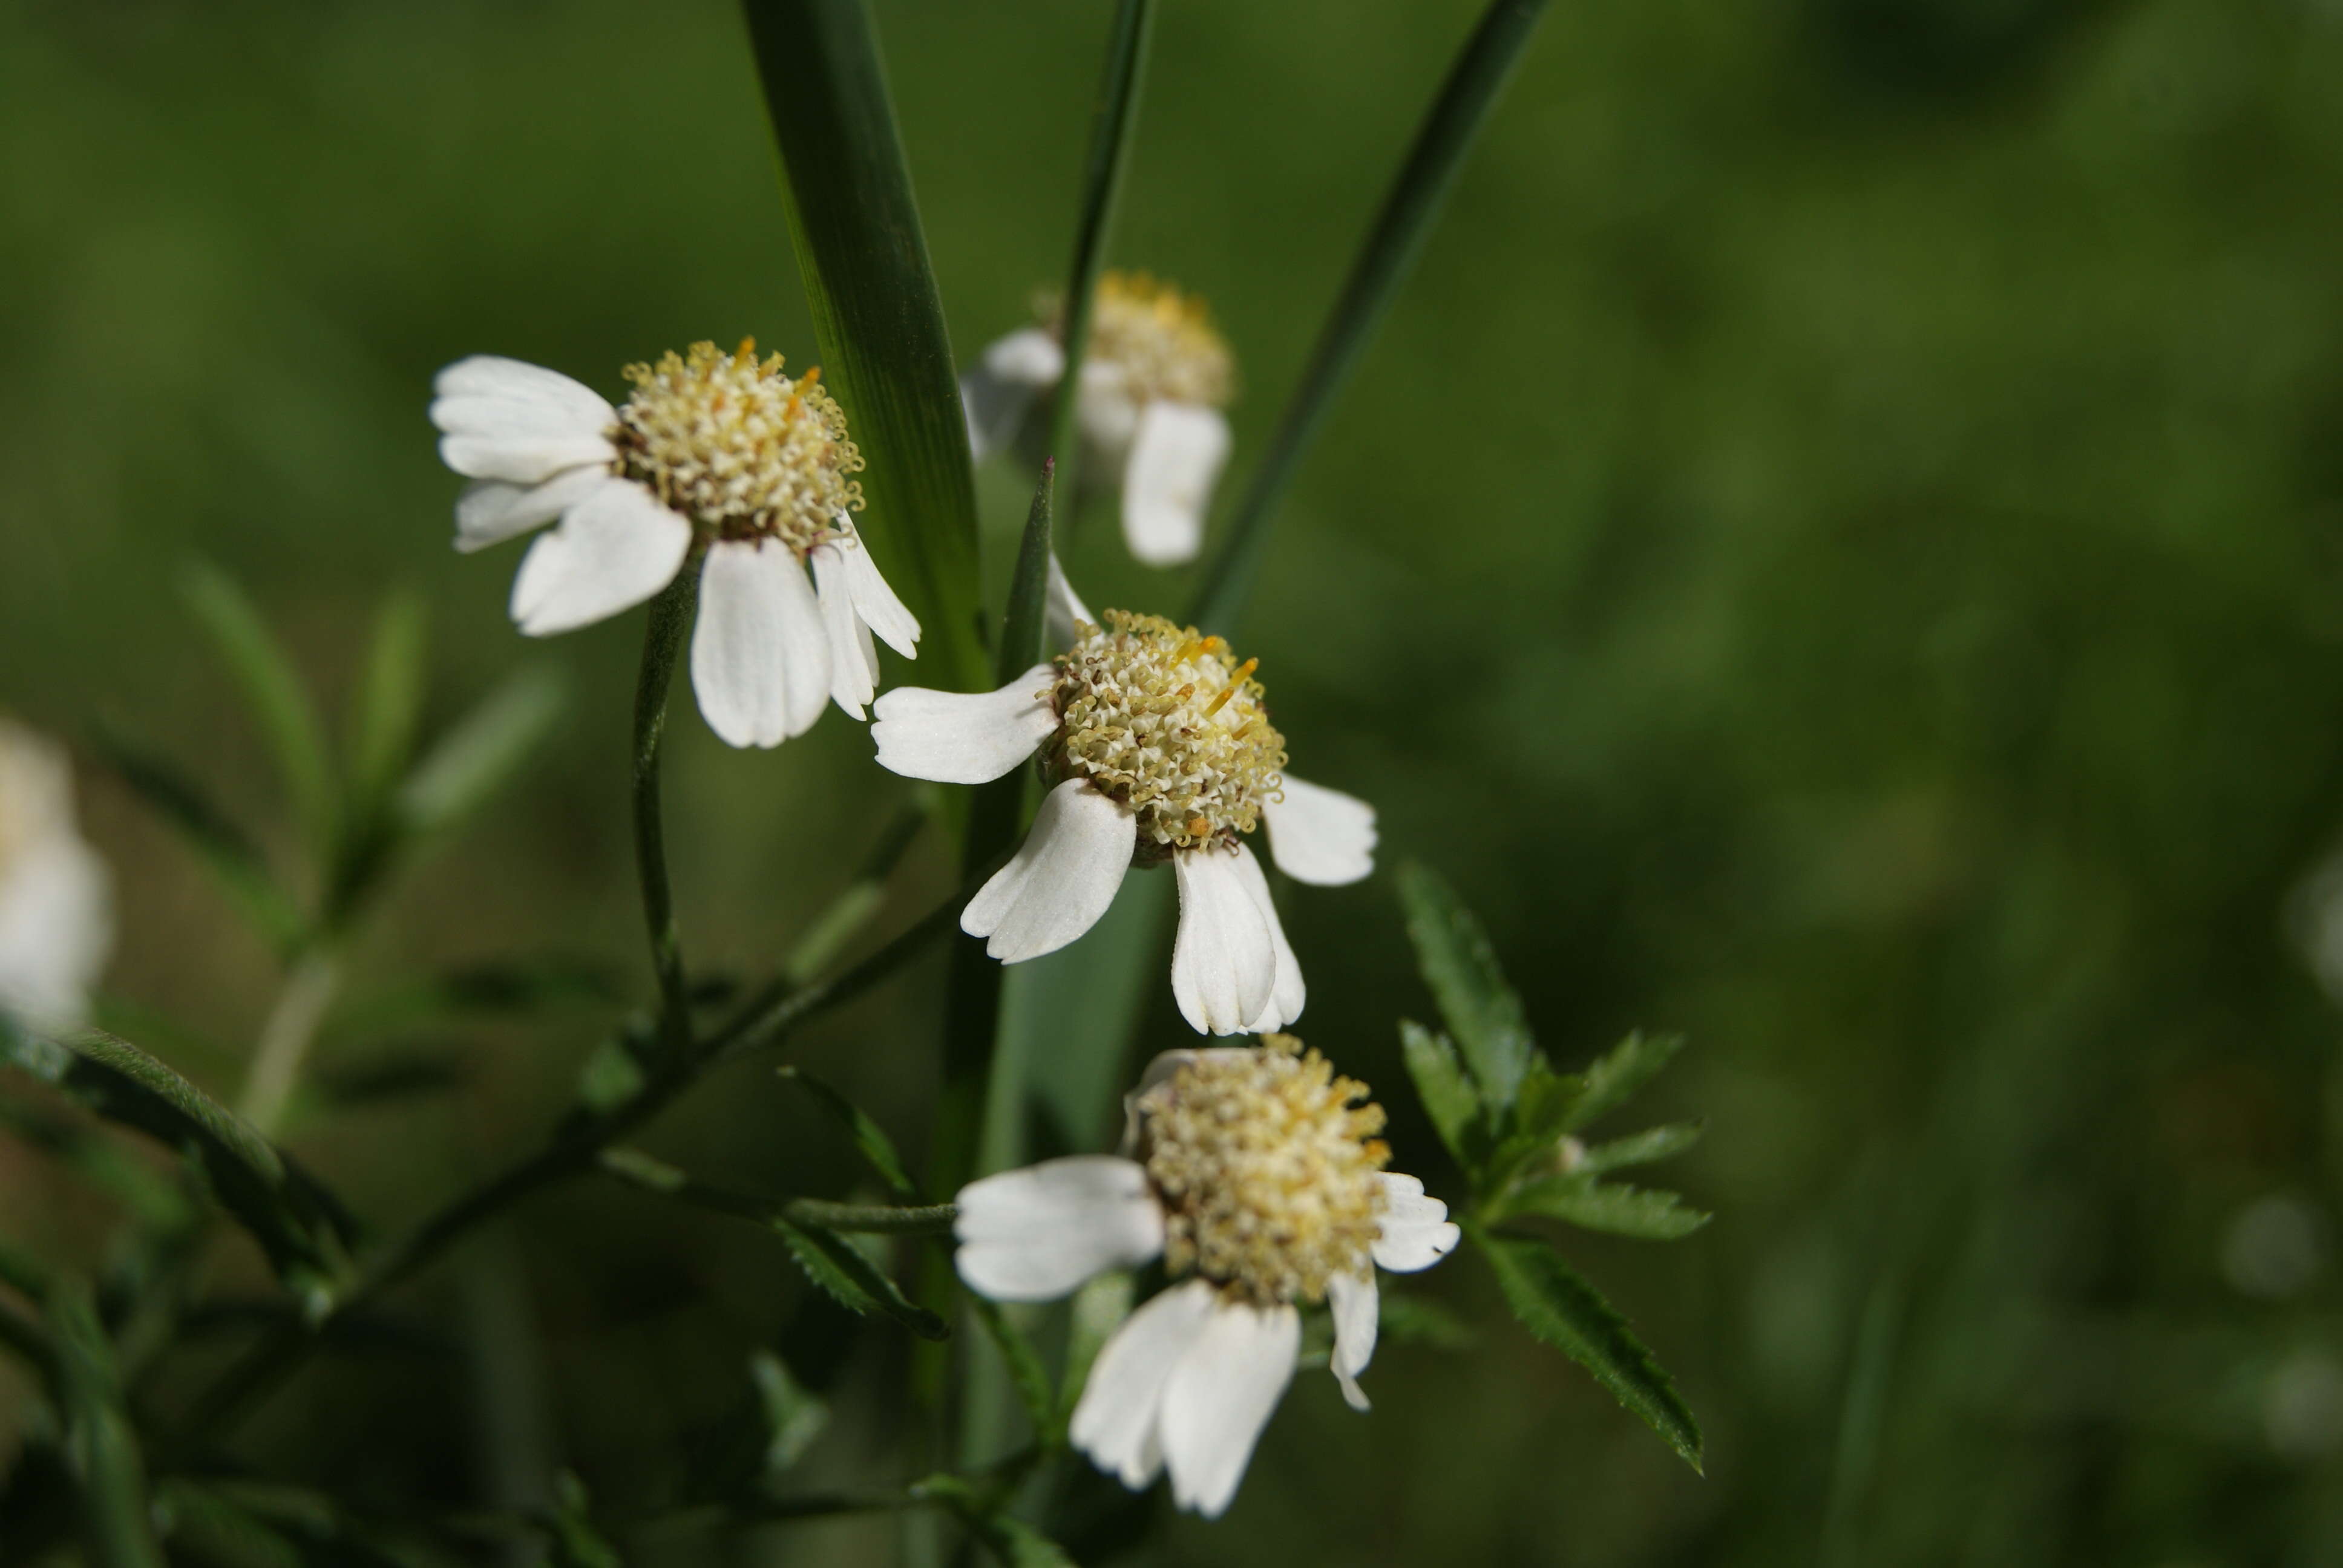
<box><xmin>7</xmin><ymin>0</ymin><xmax>2343</xmax><ymax>1562</ymax></box>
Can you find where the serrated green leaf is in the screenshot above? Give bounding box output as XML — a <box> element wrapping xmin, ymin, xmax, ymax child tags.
<box><xmin>741</xmin><ymin>0</ymin><xmax>985</xmax><ymax>695</ymax></box>
<box><xmin>87</xmin><ymin>727</ymin><xmax>305</xmax><ymax>951</ymax></box>
<box><xmin>1576</xmin><ymin>1121</ymin><xmax>1704</xmax><ymax>1176</ymax></box>
<box><xmin>772</xmin><ymin>1217</ymin><xmax>948</xmax><ymax>1341</ymax></box>
<box><xmin>1476</xmin><ymin>1228</ymin><xmax>1702</xmax><ymax>1470</ymax></box>
<box><xmin>1397</xmin><ymin>861</ymin><xmax>1535</xmax><ymax>1116</ymax></box>
<box><xmin>1398</xmin><ymin>1020</ymin><xmax>1481</xmax><ymax>1166</ymax></box>
<box><xmin>182</xmin><ymin>561</ymin><xmax>335</xmax><ymax>855</ymax></box>
<box><xmin>395</xmin><ymin>664</ymin><xmax>565</xmax><ymax>837</ymax></box>
<box><xmin>347</xmin><ymin>589</ymin><xmax>428</xmax><ymax>822</ymax></box>
<box><xmin>1499</xmin><ymin>1178</ymin><xmax>1711</xmax><ymax>1240</ymax></box>
<box><xmin>1</xmin><ymin>1020</ymin><xmax>352</xmax><ymax>1314</ymax></box>
<box><xmin>1561</xmin><ymin>1030</ymin><xmax>1685</xmax><ymax>1134</ymax></box>
<box><xmin>778</xmin><ymin>1067</ymin><xmax>917</xmax><ymax>1199</ymax></box>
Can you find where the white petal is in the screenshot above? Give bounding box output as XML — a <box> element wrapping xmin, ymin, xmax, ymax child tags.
<box><xmin>952</xmin><ymin>1155</ymin><xmax>1164</xmax><ymax>1303</ymax></box>
<box><xmin>871</xmin><ymin>665</ymin><xmax>1057</xmax><ymax>785</ymax></box>
<box><xmin>810</xmin><ymin>543</ymin><xmax>879</xmax><ymax>720</ymax></box>
<box><xmin>1372</xmin><ymin>1172</ymin><xmax>1461</xmax><ymax>1273</ymax></box>
<box><xmin>1071</xmin><ymin>1279</ymin><xmax>1217</xmax><ymax>1489</ymax></box>
<box><xmin>507</xmin><ymin>480</ymin><xmax>692</xmax><ymax>637</ymax></box>
<box><xmin>454</xmin><ymin>466</ymin><xmax>622</xmax><ymax>555</ymax></box>
<box><xmin>986</xmin><ymin>326</ymin><xmax>1068</xmax><ymax>387</ymax></box>
<box><xmin>834</xmin><ymin>521</ymin><xmax>920</xmax><ymax>658</ymax></box>
<box><xmin>0</xmin><ymin>835</ymin><xmax>111</xmax><ymax>1032</ymax></box>
<box><xmin>1046</xmin><ymin>554</ymin><xmax>1096</xmax><ymax>648</ymax></box>
<box><xmin>1160</xmin><ymin>1299</ymin><xmax>1300</xmax><ymax>1518</ymax></box>
<box><xmin>689</xmin><ymin>541</ymin><xmax>831</xmax><ymax>748</ymax></box>
<box><xmin>962</xmin><ymin>781</ymin><xmax>1135</xmax><ymax>962</ymax></box>
<box><xmin>1327</xmin><ymin>1269</ymin><xmax>1378</xmax><ymax>1413</ymax></box>
<box><xmin>432</xmin><ymin>358</ymin><xmax>617</xmax><ymax>485</ymax></box>
<box><xmin>439</xmin><ymin>431</ymin><xmax>617</xmax><ymax>488</ymax></box>
<box><xmin>1076</xmin><ymin>368</ymin><xmax>1142</xmax><ymax>462</ymax></box>
<box><xmin>962</xmin><ymin>330</ymin><xmax>1061</xmax><ymax>462</ymax></box>
<box><xmin>432</xmin><ymin>354</ymin><xmax>615</xmax><ymax>428</ymax></box>
<box><xmin>1262</xmin><ymin>775</ymin><xmax>1378</xmax><ymax>887</ymax></box>
<box><xmin>1121</xmin><ymin>402</ymin><xmax>1229</xmax><ymax>567</ymax></box>
<box><xmin>1226</xmin><ymin>843</ymin><xmax>1305</xmax><ymax>1034</ymax></box>
<box><xmin>1170</xmin><ymin>846</ymin><xmax>1278</xmax><ymax>1036</ymax></box>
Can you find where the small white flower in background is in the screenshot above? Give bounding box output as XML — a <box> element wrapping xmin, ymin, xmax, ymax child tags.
<box><xmin>961</xmin><ymin>270</ymin><xmax>1234</xmax><ymax>567</ymax></box>
<box><xmin>871</xmin><ymin>564</ymin><xmax>1375</xmax><ymax>1035</ymax></box>
<box><xmin>954</xmin><ymin>1037</ymin><xmax>1459</xmax><ymax>1517</ymax></box>
<box><xmin>0</xmin><ymin>719</ymin><xmax>113</xmax><ymax>1031</ymax></box>
<box><xmin>429</xmin><ymin>341</ymin><xmax>920</xmax><ymax>748</ymax></box>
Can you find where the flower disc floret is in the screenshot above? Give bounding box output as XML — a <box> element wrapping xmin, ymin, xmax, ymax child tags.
<box><xmin>1044</xmin><ymin>271</ymin><xmax>1234</xmax><ymax>410</ymax></box>
<box><xmin>1135</xmin><ymin>1036</ymin><xmax>1390</xmax><ymax>1307</ymax></box>
<box><xmin>612</xmin><ymin>338</ymin><xmax>863</xmax><ymax>550</ymax></box>
<box><xmin>1051</xmin><ymin>610</ymin><xmax>1288</xmax><ymax>855</ymax></box>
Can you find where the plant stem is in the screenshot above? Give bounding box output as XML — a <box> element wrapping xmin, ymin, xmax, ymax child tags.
<box><xmin>632</xmin><ymin>564</ymin><xmax>701</xmax><ymax>1057</ymax></box>
<box><xmin>597</xmin><ymin>1153</ymin><xmax>959</xmax><ymax>1235</ymax></box>
<box><xmin>1187</xmin><ymin>0</ymin><xmax>1550</xmax><ymax>635</ymax></box>
<box><xmin>235</xmin><ymin>946</ymin><xmax>341</xmax><ymax>1138</ymax></box>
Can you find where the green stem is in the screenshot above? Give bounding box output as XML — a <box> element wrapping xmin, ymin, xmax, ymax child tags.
<box><xmin>234</xmin><ymin>946</ymin><xmax>341</xmax><ymax>1138</ymax></box>
<box><xmin>633</xmin><ymin>563</ymin><xmax>701</xmax><ymax>1056</ymax></box>
<box><xmin>597</xmin><ymin>1152</ymin><xmax>958</xmax><ymax>1235</ymax></box>
<box><xmin>1187</xmin><ymin>0</ymin><xmax>1550</xmax><ymax>635</ymax></box>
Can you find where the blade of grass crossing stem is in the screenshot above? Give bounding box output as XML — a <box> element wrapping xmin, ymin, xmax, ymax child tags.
<box><xmin>1045</xmin><ymin>0</ymin><xmax>1157</xmax><ymax>482</ymax></box>
<box><xmin>741</xmin><ymin>0</ymin><xmax>985</xmax><ymax>693</ymax></box>
<box><xmin>1187</xmin><ymin>0</ymin><xmax>1550</xmax><ymax>635</ymax></box>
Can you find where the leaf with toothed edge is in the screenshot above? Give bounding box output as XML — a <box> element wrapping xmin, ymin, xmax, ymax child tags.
<box><xmin>771</xmin><ymin>1217</ymin><xmax>947</xmax><ymax>1341</ymax></box>
<box><xmin>778</xmin><ymin>1067</ymin><xmax>917</xmax><ymax>1199</ymax></box>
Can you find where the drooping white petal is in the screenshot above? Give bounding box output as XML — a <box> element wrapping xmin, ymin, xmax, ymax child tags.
<box><xmin>433</xmin><ymin>355</ymin><xmax>616</xmax><ymax>428</ymax></box>
<box><xmin>962</xmin><ymin>327</ymin><xmax>1064</xmax><ymax>460</ymax></box>
<box><xmin>1225</xmin><ymin>842</ymin><xmax>1305</xmax><ymax>1034</ymax></box>
<box><xmin>0</xmin><ymin>834</ymin><xmax>111</xmax><ymax>1032</ymax></box>
<box><xmin>1262</xmin><ymin>775</ymin><xmax>1378</xmax><ymax>887</ymax></box>
<box><xmin>1121</xmin><ymin>402</ymin><xmax>1230</xmax><ymax>567</ymax></box>
<box><xmin>871</xmin><ymin>664</ymin><xmax>1057</xmax><ymax>785</ymax></box>
<box><xmin>1159</xmin><ymin>1298</ymin><xmax>1300</xmax><ymax>1518</ymax></box>
<box><xmin>1170</xmin><ymin>846</ymin><xmax>1278</xmax><ymax>1036</ymax></box>
<box><xmin>810</xmin><ymin>542</ymin><xmax>880</xmax><ymax>720</ymax></box>
<box><xmin>953</xmin><ymin>1155</ymin><xmax>1165</xmax><ymax>1304</ymax></box>
<box><xmin>1046</xmin><ymin>553</ymin><xmax>1096</xmax><ymax>647</ymax></box>
<box><xmin>454</xmin><ymin>466</ymin><xmax>623</xmax><ymax>555</ymax></box>
<box><xmin>507</xmin><ymin>480</ymin><xmax>692</xmax><ymax>637</ymax></box>
<box><xmin>689</xmin><ymin>541</ymin><xmax>831</xmax><ymax>748</ymax></box>
<box><xmin>1327</xmin><ymin>1268</ymin><xmax>1379</xmax><ymax>1414</ymax></box>
<box><xmin>1071</xmin><ymin>1278</ymin><xmax>1217</xmax><ymax>1489</ymax></box>
<box><xmin>439</xmin><ymin>430</ymin><xmax>617</xmax><ymax>488</ymax></box>
<box><xmin>833</xmin><ymin>521</ymin><xmax>920</xmax><ymax>659</ymax></box>
<box><xmin>1076</xmin><ymin>363</ymin><xmax>1142</xmax><ymax>462</ymax></box>
<box><xmin>1371</xmin><ymin>1172</ymin><xmax>1461</xmax><ymax>1273</ymax></box>
<box><xmin>962</xmin><ymin>781</ymin><xmax>1136</xmax><ymax>962</ymax></box>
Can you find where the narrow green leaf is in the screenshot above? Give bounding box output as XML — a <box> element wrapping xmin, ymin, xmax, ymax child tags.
<box><xmin>182</xmin><ymin>561</ymin><xmax>335</xmax><ymax>852</ymax></box>
<box><xmin>1476</xmin><ymin>1228</ymin><xmax>1702</xmax><ymax>1471</ymax></box>
<box><xmin>916</xmin><ymin>1476</ymin><xmax>1076</xmax><ymax>1568</ymax></box>
<box><xmin>741</xmin><ymin>0</ymin><xmax>986</xmax><ymax>694</ymax></box>
<box><xmin>0</xmin><ymin>1097</ymin><xmax>192</xmax><ymax>1229</ymax></box>
<box><xmin>967</xmin><ymin>1296</ymin><xmax>1060</xmax><ymax>1448</ymax></box>
<box><xmin>1397</xmin><ymin>861</ymin><xmax>1535</xmax><ymax>1115</ymax></box>
<box><xmin>1499</xmin><ymin>1178</ymin><xmax>1711</xmax><ymax>1240</ymax></box>
<box><xmin>1188</xmin><ymin>0</ymin><xmax>1552</xmax><ymax>633</ymax></box>
<box><xmin>152</xmin><ymin>1481</ymin><xmax>304</xmax><ymax>1568</ymax></box>
<box><xmin>1576</xmin><ymin>1121</ymin><xmax>1705</xmax><ymax>1176</ymax></box>
<box><xmin>346</xmin><ymin>589</ymin><xmax>428</xmax><ymax>820</ymax></box>
<box><xmin>0</xmin><ymin>1020</ymin><xmax>352</xmax><ymax>1315</ymax></box>
<box><xmin>47</xmin><ymin>1278</ymin><xmax>168</xmax><ymax>1568</ymax></box>
<box><xmin>997</xmin><ymin>460</ymin><xmax>1056</xmax><ymax>685</ymax></box>
<box><xmin>772</xmin><ymin>1218</ymin><xmax>949</xmax><ymax>1341</ymax></box>
<box><xmin>87</xmin><ymin>727</ymin><xmax>304</xmax><ymax>951</ymax></box>
<box><xmin>778</xmin><ymin>1067</ymin><xmax>917</xmax><ymax>1198</ymax></box>
<box><xmin>1561</xmin><ymin>1030</ymin><xmax>1686</xmax><ymax>1135</ymax></box>
<box><xmin>1398</xmin><ymin>1020</ymin><xmax>1481</xmax><ymax>1166</ymax></box>
<box><xmin>394</xmin><ymin>664</ymin><xmax>565</xmax><ymax>837</ymax></box>
<box><xmin>540</xmin><ymin>1472</ymin><xmax>621</xmax><ymax>1568</ymax></box>
<box><xmin>749</xmin><ymin>1349</ymin><xmax>830</xmax><ymax>1475</ymax></box>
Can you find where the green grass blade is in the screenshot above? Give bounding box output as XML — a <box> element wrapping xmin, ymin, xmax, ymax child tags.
<box><xmin>740</xmin><ymin>0</ymin><xmax>985</xmax><ymax>693</ymax></box>
<box><xmin>1188</xmin><ymin>0</ymin><xmax>1550</xmax><ymax>633</ymax></box>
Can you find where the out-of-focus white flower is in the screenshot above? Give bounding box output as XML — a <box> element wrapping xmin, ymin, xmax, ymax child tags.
<box><xmin>871</xmin><ymin>565</ymin><xmax>1374</xmax><ymax>1035</ymax></box>
<box><xmin>953</xmin><ymin>1037</ymin><xmax>1459</xmax><ymax>1517</ymax></box>
<box><xmin>2221</xmin><ymin>1192</ymin><xmax>2328</xmax><ymax>1301</ymax></box>
<box><xmin>430</xmin><ymin>341</ymin><xmax>919</xmax><ymax>748</ymax></box>
<box><xmin>0</xmin><ymin>719</ymin><xmax>112</xmax><ymax>1031</ymax></box>
<box><xmin>961</xmin><ymin>271</ymin><xmax>1234</xmax><ymax>567</ymax></box>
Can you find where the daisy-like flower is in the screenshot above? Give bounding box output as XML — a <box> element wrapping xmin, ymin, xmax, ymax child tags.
<box><xmin>0</xmin><ymin>719</ymin><xmax>112</xmax><ymax>1031</ymax></box>
<box><xmin>954</xmin><ymin>1037</ymin><xmax>1460</xmax><ymax>1517</ymax></box>
<box><xmin>429</xmin><ymin>340</ymin><xmax>919</xmax><ymax>748</ymax></box>
<box><xmin>960</xmin><ymin>271</ymin><xmax>1234</xmax><ymax>567</ymax></box>
<box><xmin>871</xmin><ymin>566</ymin><xmax>1375</xmax><ymax>1035</ymax></box>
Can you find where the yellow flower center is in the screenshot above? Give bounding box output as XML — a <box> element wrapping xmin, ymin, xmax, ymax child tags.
<box><xmin>1042</xmin><ymin>270</ymin><xmax>1234</xmax><ymax>410</ymax></box>
<box><xmin>611</xmin><ymin>339</ymin><xmax>863</xmax><ymax>550</ymax></box>
<box><xmin>1051</xmin><ymin>611</ymin><xmax>1287</xmax><ymax>857</ymax></box>
<box><xmin>1137</xmin><ymin>1036</ymin><xmax>1390</xmax><ymax>1308</ymax></box>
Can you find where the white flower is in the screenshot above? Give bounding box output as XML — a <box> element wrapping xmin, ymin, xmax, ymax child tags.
<box><xmin>954</xmin><ymin>1038</ymin><xmax>1460</xmax><ymax>1517</ymax></box>
<box><xmin>871</xmin><ymin>564</ymin><xmax>1375</xmax><ymax>1035</ymax></box>
<box><xmin>430</xmin><ymin>341</ymin><xmax>920</xmax><ymax>748</ymax></box>
<box><xmin>961</xmin><ymin>271</ymin><xmax>1234</xmax><ymax>567</ymax></box>
<box><xmin>0</xmin><ymin>719</ymin><xmax>113</xmax><ymax>1031</ymax></box>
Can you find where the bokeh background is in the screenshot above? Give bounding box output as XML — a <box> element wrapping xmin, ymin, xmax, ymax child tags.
<box><xmin>7</xmin><ymin>0</ymin><xmax>2343</xmax><ymax>1563</ymax></box>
